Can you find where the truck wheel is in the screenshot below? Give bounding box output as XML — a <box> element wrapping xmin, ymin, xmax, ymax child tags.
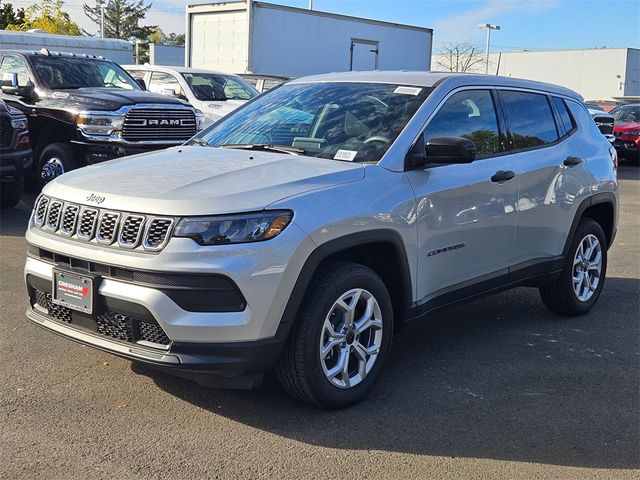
<box><xmin>277</xmin><ymin>261</ymin><xmax>393</xmax><ymax>408</ymax></box>
<box><xmin>38</xmin><ymin>143</ymin><xmax>79</xmax><ymax>188</ymax></box>
<box><xmin>540</xmin><ymin>218</ymin><xmax>607</xmax><ymax>316</ymax></box>
<box><xmin>0</xmin><ymin>175</ymin><xmax>25</xmax><ymax>209</ymax></box>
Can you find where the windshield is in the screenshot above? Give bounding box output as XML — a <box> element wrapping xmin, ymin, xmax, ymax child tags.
<box><xmin>182</xmin><ymin>73</ymin><xmax>258</xmax><ymax>101</ymax></box>
<box><xmin>31</xmin><ymin>56</ymin><xmax>140</xmax><ymax>90</ymax></box>
<box><xmin>610</xmin><ymin>105</ymin><xmax>640</xmax><ymax>123</ymax></box>
<box><xmin>189</xmin><ymin>82</ymin><xmax>432</xmax><ymax>163</ymax></box>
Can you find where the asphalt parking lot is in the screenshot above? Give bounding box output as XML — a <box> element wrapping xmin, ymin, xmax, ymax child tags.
<box><xmin>1</xmin><ymin>166</ymin><xmax>638</xmax><ymax>480</ymax></box>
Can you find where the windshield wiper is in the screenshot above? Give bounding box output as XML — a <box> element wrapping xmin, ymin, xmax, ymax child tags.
<box><xmin>219</xmin><ymin>143</ymin><xmax>305</xmax><ymax>155</ymax></box>
<box><xmin>191</xmin><ymin>138</ymin><xmax>212</xmax><ymax>147</ymax></box>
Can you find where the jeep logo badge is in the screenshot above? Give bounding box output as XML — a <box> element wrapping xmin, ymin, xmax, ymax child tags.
<box><xmin>85</xmin><ymin>193</ymin><xmax>105</xmax><ymax>205</ymax></box>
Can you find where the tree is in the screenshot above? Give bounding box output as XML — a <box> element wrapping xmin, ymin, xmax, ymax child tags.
<box><xmin>5</xmin><ymin>0</ymin><xmax>81</xmax><ymax>35</ymax></box>
<box><xmin>164</xmin><ymin>32</ymin><xmax>184</xmax><ymax>46</ymax></box>
<box><xmin>83</xmin><ymin>0</ymin><xmax>156</xmax><ymax>40</ymax></box>
<box><xmin>435</xmin><ymin>42</ymin><xmax>484</xmax><ymax>73</ymax></box>
<box><xmin>0</xmin><ymin>1</ymin><xmax>25</xmax><ymax>30</ymax></box>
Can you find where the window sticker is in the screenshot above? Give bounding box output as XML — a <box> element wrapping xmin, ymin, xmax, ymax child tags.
<box><xmin>394</xmin><ymin>86</ymin><xmax>422</xmax><ymax>96</ymax></box>
<box><xmin>334</xmin><ymin>150</ymin><xmax>358</xmax><ymax>161</ymax></box>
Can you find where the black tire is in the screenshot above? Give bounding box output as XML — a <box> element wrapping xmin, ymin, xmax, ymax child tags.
<box><xmin>276</xmin><ymin>261</ymin><xmax>394</xmax><ymax>408</ymax></box>
<box><xmin>38</xmin><ymin>143</ymin><xmax>80</xmax><ymax>189</ymax></box>
<box><xmin>540</xmin><ymin>218</ymin><xmax>607</xmax><ymax>316</ymax></box>
<box><xmin>0</xmin><ymin>175</ymin><xmax>25</xmax><ymax>209</ymax></box>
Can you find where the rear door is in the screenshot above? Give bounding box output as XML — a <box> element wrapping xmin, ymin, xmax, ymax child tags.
<box><xmin>498</xmin><ymin>89</ymin><xmax>593</xmax><ymax>273</ymax></box>
<box><xmin>406</xmin><ymin>88</ymin><xmax>518</xmax><ymax>303</ymax></box>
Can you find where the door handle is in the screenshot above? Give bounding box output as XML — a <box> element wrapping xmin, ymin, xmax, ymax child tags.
<box><xmin>491</xmin><ymin>170</ymin><xmax>516</xmax><ymax>183</ymax></box>
<box><xmin>563</xmin><ymin>156</ymin><xmax>583</xmax><ymax>167</ymax></box>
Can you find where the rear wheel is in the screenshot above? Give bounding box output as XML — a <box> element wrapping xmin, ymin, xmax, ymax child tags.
<box><xmin>38</xmin><ymin>143</ymin><xmax>80</xmax><ymax>189</ymax></box>
<box><xmin>277</xmin><ymin>262</ymin><xmax>393</xmax><ymax>408</ymax></box>
<box><xmin>0</xmin><ymin>175</ymin><xmax>25</xmax><ymax>208</ymax></box>
<box><xmin>540</xmin><ymin>218</ymin><xmax>607</xmax><ymax>316</ymax></box>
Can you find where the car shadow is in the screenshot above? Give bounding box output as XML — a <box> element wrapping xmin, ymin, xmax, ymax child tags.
<box><xmin>618</xmin><ymin>165</ymin><xmax>639</xmax><ymax>180</ymax></box>
<box><xmin>0</xmin><ymin>191</ymin><xmax>36</xmax><ymax>237</ymax></box>
<box><xmin>133</xmin><ymin>276</ymin><xmax>640</xmax><ymax>470</ymax></box>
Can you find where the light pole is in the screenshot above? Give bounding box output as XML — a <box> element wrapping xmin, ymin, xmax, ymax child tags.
<box><xmin>98</xmin><ymin>0</ymin><xmax>114</xmax><ymax>38</ymax></box>
<box><xmin>478</xmin><ymin>23</ymin><xmax>500</xmax><ymax>74</ymax></box>
<box><xmin>308</xmin><ymin>0</ymin><xmax>313</xmax><ymax>10</ymax></box>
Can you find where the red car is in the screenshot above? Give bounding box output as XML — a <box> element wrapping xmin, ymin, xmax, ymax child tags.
<box><xmin>610</xmin><ymin>103</ymin><xmax>640</xmax><ymax>164</ymax></box>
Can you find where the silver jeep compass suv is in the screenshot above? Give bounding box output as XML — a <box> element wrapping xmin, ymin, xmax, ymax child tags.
<box><xmin>24</xmin><ymin>72</ymin><xmax>618</xmax><ymax>408</ymax></box>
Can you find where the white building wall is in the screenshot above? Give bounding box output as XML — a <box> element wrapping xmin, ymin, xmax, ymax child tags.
<box><xmin>249</xmin><ymin>4</ymin><xmax>431</xmax><ymax>77</ymax></box>
<box><xmin>0</xmin><ymin>30</ymin><xmax>133</xmax><ymax>64</ymax></box>
<box><xmin>432</xmin><ymin>48</ymin><xmax>639</xmax><ymax>101</ymax></box>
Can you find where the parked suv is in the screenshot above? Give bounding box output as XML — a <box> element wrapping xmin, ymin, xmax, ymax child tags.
<box><xmin>125</xmin><ymin>65</ymin><xmax>258</xmax><ymax>127</ymax></box>
<box><xmin>0</xmin><ymin>49</ymin><xmax>204</xmax><ymax>187</ymax></box>
<box><xmin>0</xmin><ymin>99</ymin><xmax>32</xmax><ymax>208</ymax></box>
<box><xmin>24</xmin><ymin>72</ymin><xmax>618</xmax><ymax>407</ymax></box>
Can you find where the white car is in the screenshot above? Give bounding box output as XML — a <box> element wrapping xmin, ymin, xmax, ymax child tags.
<box><xmin>125</xmin><ymin>65</ymin><xmax>259</xmax><ymax>126</ymax></box>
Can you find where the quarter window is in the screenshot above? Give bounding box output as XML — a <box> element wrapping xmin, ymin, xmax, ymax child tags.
<box><xmin>551</xmin><ymin>96</ymin><xmax>574</xmax><ymax>136</ymax></box>
<box><xmin>501</xmin><ymin>90</ymin><xmax>559</xmax><ymax>149</ymax></box>
<box><xmin>423</xmin><ymin>90</ymin><xmax>502</xmax><ymax>157</ymax></box>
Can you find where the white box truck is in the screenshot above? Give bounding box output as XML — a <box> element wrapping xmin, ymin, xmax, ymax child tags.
<box><xmin>186</xmin><ymin>1</ymin><xmax>433</xmax><ymax>77</ymax></box>
<box><xmin>0</xmin><ymin>30</ymin><xmax>133</xmax><ymax>65</ymax></box>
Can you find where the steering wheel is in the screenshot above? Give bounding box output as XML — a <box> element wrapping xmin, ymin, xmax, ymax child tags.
<box><xmin>363</xmin><ymin>135</ymin><xmax>391</xmax><ymax>145</ymax></box>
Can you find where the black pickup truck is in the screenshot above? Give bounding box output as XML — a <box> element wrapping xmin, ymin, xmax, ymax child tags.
<box><xmin>0</xmin><ymin>99</ymin><xmax>32</xmax><ymax>207</ymax></box>
<box><xmin>0</xmin><ymin>49</ymin><xmax>203</xmax><ymax>187</ymax></box>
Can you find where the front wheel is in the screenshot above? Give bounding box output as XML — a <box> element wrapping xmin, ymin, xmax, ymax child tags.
<box><xmin>277</xmin><ymin>262</ymin><xmax>394</xmax><ymax>408</ymax></box>
<box><xmin>38</xmin><ymin>143</ymin><xmax>79</xmax><ymax>189</ymax></box>
<box><xmin>540</xmin><ymin>218</ymin><xmax>607</xmax><ymax>316</ymax></box>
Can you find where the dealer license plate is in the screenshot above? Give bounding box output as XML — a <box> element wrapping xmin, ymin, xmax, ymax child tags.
<box><xmin>51</xmin><ymin>269</ymin><xmax>95</xmax><ymax>314</ymax></box>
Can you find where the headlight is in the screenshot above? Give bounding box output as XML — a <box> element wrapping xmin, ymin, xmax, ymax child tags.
<box><xmin>10</xmin><ymin>117</ymin><xmax>28</xmax><ymax>129</ymax></box>
<box><xmin>195</xmin><ymin>110</ymin><xmax>205</xmax><ymax>131</ymax></box>
<box><xmin>77</xmin><ymin>112</ymin><xmax>124</xmax><ymax>135</ymax></box>
<box><xmin>174</xmin><ymin>210</ymin><xmax>293</xmax><ymax>245</ymax></box>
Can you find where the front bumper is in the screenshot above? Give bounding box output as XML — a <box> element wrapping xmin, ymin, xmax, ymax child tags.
<box><xmin>70</xmin><ymin>141</ymin><xmax>181</xmax><ymax>164</ymax></box>
<box><xmin>613</xmin><ymin>138</ymin><xmax>639</xmax><ymax>154</ymax></box>
<box><xmin>24</xmin><ymin>219</ymin><xmax>315</xmax><ymax>378</ymax></box>
<box><xmin>0</xmin><ymin>148</ymin><xmax>33</xmax><ymax>181</ymax></box>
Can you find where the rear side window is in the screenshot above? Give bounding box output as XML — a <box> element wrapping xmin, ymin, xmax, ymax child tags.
<box><xmin>551</xmin><ymin>96</ymin><xmax>575</xmax><ymax>135</ymax></box>
<box><xmin>501</xmin><ymin>90</ymin><xmax>559</xmax><ymax>150</ymax></box>
<box><xmin>423</xmin><ymin>89</ymin><xmax>502</xmax><ymax>157</ymax></box>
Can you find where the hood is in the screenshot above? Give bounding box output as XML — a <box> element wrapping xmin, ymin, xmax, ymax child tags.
<box><xmin>44</xmin><ymin>146</ymin><xmax>365</xmax><ymax>215</ymax></box>
<box><xmin>46</xmin><ymin>88</ymin><xmax>188</xmax><ymax>111</ymax></box>
<box><xmin>0</xmin><ymin>100</ymin><xmax>7</xmax><ymax>113</ymax></box>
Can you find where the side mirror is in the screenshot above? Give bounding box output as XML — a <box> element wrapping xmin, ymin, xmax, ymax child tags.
<box><xmin>135</xmin><ymin>78</ymin><xmax>147</xmax><ymax>90</ymax></box>
<box><xmin>425</xmin><ymin>136</ymin><xmax>476</xmax><ymax>164</ymax></box>
<box><xmin>1</xmin><ymin>72</ymin><xmax>34</xmax><ymax>98</ymax></box>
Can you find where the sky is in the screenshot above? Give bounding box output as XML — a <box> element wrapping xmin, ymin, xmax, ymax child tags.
<box><xmin>8</xmin><ymin>0</ymin><xmax>640</xmax><ymax>51</ymax></box>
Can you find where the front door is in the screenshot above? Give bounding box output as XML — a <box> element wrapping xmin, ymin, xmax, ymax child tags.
<box><xmin>405</xmin><ymin>88</ymin><xmax>518</xmax><ymax>304</ymax></box>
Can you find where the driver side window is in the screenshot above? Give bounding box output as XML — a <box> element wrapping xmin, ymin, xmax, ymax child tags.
<box><xmin>423</xmin><ymin>89</ymin><xmax>502</xmax><ymax>157</ymax></box>
<box><xmin>0</xmin><ymin>55</ymin><xmax>33</xmax><ymax>87</ymax></box>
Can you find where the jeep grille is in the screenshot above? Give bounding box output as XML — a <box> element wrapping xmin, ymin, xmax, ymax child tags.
<box><xmin>122</xmin><ymin>108</ymin><xmax>197</xmax><ymax>143</ymax></box>
<box><xmin>32</xmin><ymin>195</ymin><xmax>176</xmax><ymax>252</ymax></box>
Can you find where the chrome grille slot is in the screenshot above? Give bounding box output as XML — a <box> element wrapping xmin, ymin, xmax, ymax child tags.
<box><xmin>34</xmin><ymin>196</ymin><xmax>50</xmax><ymax>226</ymax></box>
<box><xmin>45</xmin><ymin>200</ymin><xmax>63</xmax><ymax>230</ymax></box>
<box><xmin>118</xmin><ymin>215</ymin><xmax>145</xmax><ymax>248</ymax></box>
<box><xmin>122</xmin><ymin>108</ymin><xmax>197</xmax><ymax>143</ymax></box>
<box><xmin>32</xmin><ymin>196</ymin><xmax>175</xmax><ymax>252</ymax></box>
<box><xmin>96</xmin><ymin>212</ymin><xmax>120</xmax><ymax>244</ymax></box>
<box><xmin>77</xmin><ymin>208</ymin><xmax>98</xmax><ymax>239</ymax></box>
<box><xmin>143</xmin><ymin>218</ymin><xmax>174</xmax><ymax>250</ymax></box>
<box><xmin>59</xmin><ymin>204</ymin><xmax>79</xmax><ymax>236</ymax></box>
